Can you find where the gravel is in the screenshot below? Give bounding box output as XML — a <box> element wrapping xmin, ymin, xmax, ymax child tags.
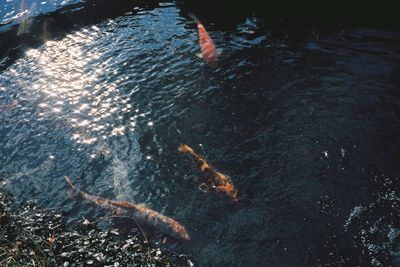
<box><xmin>0</xmin><ymin>181</ymin><xmax>191</xmax><ymax>267</ymax></box>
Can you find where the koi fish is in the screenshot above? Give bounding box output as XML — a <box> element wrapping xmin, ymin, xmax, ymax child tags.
<box><xmin>178</xmin><ymin>144</ymin><xmax>238</xmax><ymax>202</ymax></box>
<box><xmin>64</xmin><ymin>176</ymin><xmax>190</xmax><ymax>241</ymax></box>
<box><xmin>189</xmin><ymin>13</ymin><xmax>218</xmax><ymax>67</ymax></box>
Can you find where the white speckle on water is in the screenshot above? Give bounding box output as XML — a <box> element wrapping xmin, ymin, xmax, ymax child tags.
<box><xmin>110</xmin><ymin>126</ymin><xmax>125</xmax><ymax>136</ymax></box>
<box><xmin>147</xmin><ymin>121</ymin><xmax>154</xmax><ymax>126</ymax></box>
<box><xmin>49</xmin><ymin>155</ymin><xmax>55</xmax><ymax>160</ymax></box>
<box><xmin>388</xmin><ymin>227</ymin><xmax>400</xmax><ymax>243</ymax></box>
<box><xmin>344</xmin><ymin>206</ymin><xmax>365</xmax><ymax>229</ymax></box>
<box><xmin>340</xmin><ymin>147</ymin><xmax>346</xmax><ymax>157</ymax></box>
<box><xmin>323</xmin><ymin>151</ymin><xmax>328</xmax><ymax>158</ymax></box>
<box><xmin>4</xmin><ymin>11</ymin><xmax>15</xmax><ymax>18</ymax></box>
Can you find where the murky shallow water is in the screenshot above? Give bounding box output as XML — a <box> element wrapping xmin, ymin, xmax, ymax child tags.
<box><xmin>1</xmin><ymin>1</ymin><xmax>400</xmax><ymax>266</ymax></box>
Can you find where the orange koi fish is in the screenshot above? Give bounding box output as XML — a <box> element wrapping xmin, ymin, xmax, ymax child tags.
<box><xmin>189</xmin><ymin>13</ymin><xmax>218</xmax><ymax>67</ymax></box>
<box><xmin>178</xmin><ymin>144</ymin><xmax>238</xmax><ymax>202</ymax></box>
<box><xmin>64</xmin><ymin>176</ymin><xmax>190</xmax><ymax>241</ymax></box>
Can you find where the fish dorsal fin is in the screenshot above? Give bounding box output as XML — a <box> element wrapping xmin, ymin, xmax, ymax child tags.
<box><xmin>196</xmin><ymin>52</ymin><xmax>203</xmax><ymax>58</ymax></box>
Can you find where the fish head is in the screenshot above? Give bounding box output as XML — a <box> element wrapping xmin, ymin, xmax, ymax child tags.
<box><xmin>170</xmin><ymin>220</ymin><xmax>191</xmax><ymax>241</ymax></box>
<box><xmin>179</xmin><ymin>228</ymin><xmax>191</xmax><ymax>241</ymax></box>
<box><xmin>205</xmin><ymin>54</ymin><xmax>218</xmax><ymax>67</ymax></box>
<box><xmin>216</xmin><ymin>182</ymin><xmax>238</xmax><ymax>203</ymax></box>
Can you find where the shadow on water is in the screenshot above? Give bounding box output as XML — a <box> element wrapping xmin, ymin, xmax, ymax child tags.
<box><xmin>1</xmin><ymin>1</ymin><xmax>400</xmax><ymax>266</ymax></box>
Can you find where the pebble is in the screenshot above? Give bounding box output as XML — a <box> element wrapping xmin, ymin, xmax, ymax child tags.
<box><xmin>0</xmin><ymin>188</ymin><xmax>192</xmax><ymax>267</ymax></box>
<box><xmin>110</xmin><ymin>229</ymin><xmax>119</xmax><ymax>236</ymax></box>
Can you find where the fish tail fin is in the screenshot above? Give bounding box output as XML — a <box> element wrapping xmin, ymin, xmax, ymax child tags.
<box><xmin>64</xmin><ymin>176</ymin><xmax>79</xmax><ymax>198</ymax></box>
<box><xmin>178</xmin><ymin>144</ymin><xmax>194</xmax><ymax>154</ymax></box>
<box><xmin>64</xmin><ymin>175</ymin><xmax>76</xmax><ymax>189</ymax></box>
<box><xmin>188</xmin><ymin>12</ymin><xmax>200</xmax><ymax>24</ymax></box>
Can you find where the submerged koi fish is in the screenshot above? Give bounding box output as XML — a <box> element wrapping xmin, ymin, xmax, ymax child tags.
<box><xmin>64</xmin><ymin>176</ymin><xmax>190</xmax><ymax>241</ymax></box>
<box><xmin>189</xmin><ymin>13</ymin><xmax>218</xmax><ymax>67</ymax></box>
<box><xmin>178</xmin><ymin>144</ymin><xmax>238</xmax><ymax>202</ymax></box>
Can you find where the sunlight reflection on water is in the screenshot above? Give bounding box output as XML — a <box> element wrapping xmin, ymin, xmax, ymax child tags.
<box><xmin>13</xmin><ymin>26</ymin><xmax>134</xmax><ymax>146</ymax></box>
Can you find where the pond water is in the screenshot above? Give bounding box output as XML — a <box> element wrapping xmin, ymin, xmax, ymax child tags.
<box><xmin>1</xmin><ymin>1</ymin><xmax>400</xmax><ymax>266</ymax></box>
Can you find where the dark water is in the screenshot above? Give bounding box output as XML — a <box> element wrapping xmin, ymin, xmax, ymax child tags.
<box><xmin>1</xmin><ymin>1</ymin><xmax>400</xmax><ymax>266</ymax></box>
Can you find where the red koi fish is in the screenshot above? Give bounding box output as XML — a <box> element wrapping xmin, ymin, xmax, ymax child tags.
<box><xmin>189</xmin><ymin>13</ymin><xmax>218</xmax><ymax>67</ymax></box>
<box><xmin>64</xmin><ymin>176</ymin><xmax>190</xmax><ymax>241</ymax></box>
<box><xmin>178</xmin><ymin>144</ymin><xmax>238</xmax><ymax>203</ymax></box>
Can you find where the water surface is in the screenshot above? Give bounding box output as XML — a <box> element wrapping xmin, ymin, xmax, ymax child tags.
<box><xmin>1</xmin><ymin>1</ymin><xmax>400</xmax><ymax>266</ymax></box>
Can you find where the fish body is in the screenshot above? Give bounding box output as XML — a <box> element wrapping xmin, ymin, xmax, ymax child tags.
<box><xmin>64</xmin><ymin>176</ymin><xmax>190</xmax><ymax>241</ymax></box>
<box><xmin>178</xmin><ymin>144</ymin><xmax>238</xmax><ymax>202</ymax></box>
<box><xmin>189</xmin><ymin>13</ymin><xmax>217</xmax><ymax>67</ymax></box>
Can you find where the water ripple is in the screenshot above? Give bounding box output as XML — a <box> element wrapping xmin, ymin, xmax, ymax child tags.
<box><xmin>0</xmin><ymin>3</ymin><xmax>400</xmax><ymax>267</ymax></box>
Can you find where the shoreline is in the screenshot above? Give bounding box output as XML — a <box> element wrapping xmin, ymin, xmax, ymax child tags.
<box><xmin>0</xmin><ymin>183</ymin><xmax>191</xmax><ymax>267</ymax></box>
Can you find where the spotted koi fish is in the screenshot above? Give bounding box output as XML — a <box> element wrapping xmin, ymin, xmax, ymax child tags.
<box><xmin>178</xmin><ymin>144</ymin><xmax>238</xmax><ymax>202</ymax></box>
<box><xmin>64</xmin><ymin>176</ymin><xmax>190</xmax><ymax>241</ymax></box>
<box><xmin>189</xmin><ymin>13</ymin><xmax>218</xmax><ymax>67</ymax></box>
